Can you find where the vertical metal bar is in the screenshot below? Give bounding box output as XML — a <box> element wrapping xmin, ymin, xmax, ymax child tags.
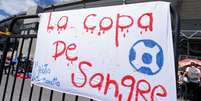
<box><xmin>75</xmin><ymin>95</ymin><xmax>79</xmax><ymax>101</ymax></box>
<box><xmin>38</xmin><ymin>87</ymin><xmax>43</xmax><ymax>101</ymax></box>
<box><xmin>10</xmin><ymin>38</ymin><xmax>25</xmax><ymax>101</ymax></box>
<box><xmin>170</xmin><ymin>2</ymin><xmax>180</xmax><ymax>96</ymax></box>
<box><xmin>62</xmin><ymin>93</ymin><xmax>66</xmax><ymax>101</ymax></box>
<box><xmin>28</xmin><ymin>85</ymin><xmax>34</xmax><ymax>101</ymax></box>
<box><xmin>49</xmin><ymin>90</ymin><xmax>54</xmax><ymax>101</ymax></box>
<box><xmin>187</xmin><ymin>40</ymin><xmax>190</xmax><ymax>55</ymax></box>
<box><xmin>174</xmin><ymin>6</ymin><xmax>180</xmax><ymax>81</ymax></box>
<box><xmin>2</xmin><ymin>38</ymin><xmax>17</xmax><ymax>101</ymax></box>
<box><xmin>123</xmin><ymin>0</ymin><xmax>126</xmax><ymax>4</ymax></box>
<box><xmin>83</xmin><ymin>0</ymin><xmax>86</xmax><ymax>8</ymax></box>
<box><xmin>0</xmin><ymin>38</ymin><xmax>10</xmax><ymax>85</ymax></box>
<box><xmin>19</xmin><ymin>37</ymin><xmax>33</xmax><ymax>101</ymax></box>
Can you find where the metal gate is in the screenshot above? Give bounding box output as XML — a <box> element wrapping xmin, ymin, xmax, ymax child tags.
<box><xmin>0</xmin><ymin>0</ymin><xmax>180</xmax><ymax>101</ymax></box>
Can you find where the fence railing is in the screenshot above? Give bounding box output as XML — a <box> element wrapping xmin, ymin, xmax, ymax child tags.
<box><xmin>0</xmin><ymin>0</ymin><xmax>180</xmax><ymax>101</ymax></box>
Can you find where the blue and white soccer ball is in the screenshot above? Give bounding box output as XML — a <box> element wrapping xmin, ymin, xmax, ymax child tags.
<box><xmin>129</xmin><ymin>39</ymin><xmax>164</xmax><ymax>75</ymax></box>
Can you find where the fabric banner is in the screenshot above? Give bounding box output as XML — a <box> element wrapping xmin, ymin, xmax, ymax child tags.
<box><xmin>31</xmin><ymin>1</ymin><xmax>176</xmax><ymax>101</ymax></box>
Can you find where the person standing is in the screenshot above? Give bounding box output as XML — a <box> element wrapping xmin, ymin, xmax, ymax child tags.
<box><xmin>183</xmin><ymin>62</ymin><xmax>201</xmax><ymax>101</ymax></box>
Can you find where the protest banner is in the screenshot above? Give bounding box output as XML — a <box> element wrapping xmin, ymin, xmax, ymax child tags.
<box><xmin>31</xmin><ymin>1</ymin><xmax>176</xmax><ymax>101</ymax></box>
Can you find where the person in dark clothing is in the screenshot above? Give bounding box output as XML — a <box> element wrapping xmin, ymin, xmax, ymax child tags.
<box><xmin>183</xmin><ymin>62</ymin><xmax>201</xmax><ymax>101</ymax></box>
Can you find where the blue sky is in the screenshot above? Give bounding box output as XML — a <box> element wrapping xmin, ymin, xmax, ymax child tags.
<box><xmin>0</xmin><ymin>0</ymin><xmax>64</xmax><ymax>21</ymax></box>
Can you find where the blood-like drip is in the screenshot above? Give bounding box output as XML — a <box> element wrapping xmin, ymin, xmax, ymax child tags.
<box><xmin>67</xmin><ymin>63</ymin><xmax>70</xmax><ymax>67</ymax></box>
<box><xmin>140</xmin><ymin>31</ymin><xmax>143</xmax><ymax>34</ymax></box>
<box><xmin>126</xmin><ymin>29</ymin><xmax>129</xmax><ymax>33</ymax></box>
<box><xmin>57</xmin><ymin>16</ymin><xmax>68</xmax><ymax>34</ymax></box>
<box><xmin>98</xmin><ymin>32</ymin><xmax>101</xmax><ymax>36</ymax></box>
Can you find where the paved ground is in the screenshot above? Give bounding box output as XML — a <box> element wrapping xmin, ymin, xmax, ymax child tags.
<box><xmin>0</xmin><ymin>73</ymin><xmax>92</xmax><ymax>101</ymax></box>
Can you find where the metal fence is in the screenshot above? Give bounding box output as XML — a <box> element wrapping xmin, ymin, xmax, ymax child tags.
<box><xmin>0</xmin><ymin>0</ymin><xmax>179</xmax><ymax>101</ymax></box>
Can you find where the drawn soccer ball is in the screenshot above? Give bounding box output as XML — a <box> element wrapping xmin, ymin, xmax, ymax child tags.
<box><xmin>129</xmin><ymin>39</ymin><xmax>164</xmax><ymax>75</ymax></box>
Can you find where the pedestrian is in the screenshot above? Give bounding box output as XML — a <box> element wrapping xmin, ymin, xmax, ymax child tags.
<box><xmin>183</xmin><ymin>62</ymin><xmax>201</xmax><ymax>101</ymax></box>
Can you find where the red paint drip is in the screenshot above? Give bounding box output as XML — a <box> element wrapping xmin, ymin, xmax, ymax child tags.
<box><xmin>118</xmin><ymin>94</ymin><xmax>122</xmax><ymax>101</ymax></box>
<box><xmin>126</xmin><ymin>29</ymin><xmax>129</xmax><ymax>33</ymax></box>
<box><xmin>145</xmin><ymin>28</ymin><xmax>148</xmax><ymax>32</ymax></box>
<box><xmin>115</xmin><ymin>14</ymin><xmax>134</xmax><ymax>47</ymax></box>
<box><xmin>57</xmin><ymin>16</ymin><xmax>68</xmax><ymax>34</ymax></box>
<box><xmin>140</xmin><ymin>31</ymin><xmax>143</xmax><ymax>35</ymax></box>
<box><xmin>91</xmin><ymin>30</ymin><xmax>94</xmax><ymax>34</ymax></box>
<box><xmin>99</xmin><ymin>17</ymin><xmax>113</xmax><ymax>35</ymax></box>
<box><xmin>138</xmin><ymin>13</ymin><xmax>153</xmax><ymax>32</ymax></box>
<box><xmin>98</xmin><ymin>32</ymin><xmax>101</xmax><ymax>36</ymax></box>
<box><xmin>121</xmin><ymin>28</ymin><xmax>124</xmax><ymax>32</ymax></box>
<box><xmin>84</xmin><ymin>14</ymin><xmax>97</xmax><ymax>34</ymax></box>
<box><xmin>123</xmin><ymin>34</ymin><xmax>126</xmax><ymax>38</ymax></box>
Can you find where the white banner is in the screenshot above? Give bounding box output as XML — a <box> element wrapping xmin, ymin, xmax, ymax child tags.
<box><xmin>32</xmin><ymin>1</ymin><xmax>176</xmax><ymax>101</ymax></box>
